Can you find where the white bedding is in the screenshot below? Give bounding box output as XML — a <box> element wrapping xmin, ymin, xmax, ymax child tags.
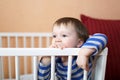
<box><xmin>20</xmin><ymin>74</ymin><xmax>33</xmax><ymax>80</ymax></box>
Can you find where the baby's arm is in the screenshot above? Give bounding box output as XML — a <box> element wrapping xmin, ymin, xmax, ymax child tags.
<box><xmin>76</xmin><ymin>33</ymin><xmax>108</xmax><ymax>71</ymax></box>
<box><xmin>38</xmin><ymin>42</ymin><xmax>63</xmax><ymax>79</ymax></box>
<box><xmin>38</xmin><ymin>57</ymin><xmax>51</xmax><ymax>80</ymax></box>
<box><xmin>38</xmin><ymin>44</ymin><xmax>57</xmax><ymax>79</ymax></box>
<box><xmin>40</xmin><ymin>56</ymin><xmax>51</xmax><ymax>65</ymax></box>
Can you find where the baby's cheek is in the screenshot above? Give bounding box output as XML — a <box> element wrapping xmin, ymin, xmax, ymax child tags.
<box><xmin>64</xmin><ymin>43</ymin><xmax>73</xmax><ymax>48</ymax></box>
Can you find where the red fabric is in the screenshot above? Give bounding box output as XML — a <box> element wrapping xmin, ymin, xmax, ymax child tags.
<box><xmin>80</xmin><ymin>14</ymin><xmax>120</xmax><ymax>80</ymax></box>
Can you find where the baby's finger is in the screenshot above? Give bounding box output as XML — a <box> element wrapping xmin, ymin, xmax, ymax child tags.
<box><xmin>57</xmin><ymin>44</ymin><xmax>66</xmax><ymax>49</ymax></box>
<box><xmin>80</xmin><ymin>64</ymin><xmax>89</xmax><ymax>71</ymax></box>
<box><xmin>49</xmin><ymin>44</ymin><xmax>57</xmax><ymax>48</ymax></box>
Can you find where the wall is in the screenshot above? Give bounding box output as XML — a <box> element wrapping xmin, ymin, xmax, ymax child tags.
<box><xmin>0</xmin><ymin>0</ymin><xmax>120</xmax><ymax>32</ymax></box>
<box><xmin>0</xmin><ymin>0</ymin><xmax>120</xmax><ymax>78</ymax></box>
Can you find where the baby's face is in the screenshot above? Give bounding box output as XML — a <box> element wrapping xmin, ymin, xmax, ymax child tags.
<box><xmin>52</xmin><ymin>24</ymin><xmax>83</xmax><ymax>48</ymax></box>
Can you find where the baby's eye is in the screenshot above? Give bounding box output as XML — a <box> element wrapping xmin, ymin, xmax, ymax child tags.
<box><xmin>52</xmin><ymin>35</ymin><xmax>56</xmax><ymax>38</ymax></box>
<box><xmin>62</xmin><ymin>34</ymin><xmax>67</xmax><ymax>37</ymax></box>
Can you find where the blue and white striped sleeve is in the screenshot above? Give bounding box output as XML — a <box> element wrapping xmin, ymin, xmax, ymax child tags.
<box><xmin>81</xmin><ymin>33</ymin><xmax>108</xmax><ymax>55</ymax></box>
<box><xmin>38</xmin><ymin>62</ymin><xmax>51</xmax><ymax>80</ymax></box>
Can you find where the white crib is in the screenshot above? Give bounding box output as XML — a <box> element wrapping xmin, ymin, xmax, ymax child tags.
<box><xmin>0</xmin><ymin>32</ymin><xmax>108</xmax><ymax>80</ymax></box>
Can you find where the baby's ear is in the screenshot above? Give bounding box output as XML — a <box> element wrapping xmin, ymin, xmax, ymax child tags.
<box><xmin>77</xmin><ymin>40</ymin><xmax>84</xmax><ymax>48</ymax></box>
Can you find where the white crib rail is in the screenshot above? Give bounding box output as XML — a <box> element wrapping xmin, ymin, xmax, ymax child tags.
<box><xmin>0</xmin><ymin>48</ymin><xmax>108</xmax><ymax>80</ymax></box>
<box><xmin>0</xmin><ymin>32</ymin><xmax>52</xmax><ymax>80</ymax></box>
<box><xmin>0</xmin><ymin>48</ymin><xmax>80</xmax><ymax>80</ymax></box>
<box><xmin>0</xmin><ymin>33</ymin><xmax>108</xmax><ymax>80</ymax></box>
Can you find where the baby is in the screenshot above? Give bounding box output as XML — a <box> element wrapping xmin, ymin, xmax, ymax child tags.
<box><xmin>38</xmin><ymin>17</ymin><xmax>107</xmax><ymax>80</ymax></box>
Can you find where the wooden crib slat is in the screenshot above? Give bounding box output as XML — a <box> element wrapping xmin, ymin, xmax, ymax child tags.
<box><xmin>31</xmin><ymin>36</ymin><xmax>34</xmax><ymax>48</ymax></box>
<box><xmin>67</xmin><ymin>55</ymin><xmax>72</xmax><ymax>80</ymax></box>
<box><xmin>15</xmin><ymin>56</ymin><xmax>20</xmax><ymax>80</ymax></box>
<box><xmin>8</xmin><ymin>36</ymin><xmax>12</xmax><ymax>79</ymax></box>
<box><xmin>24</xmin><ymin>56</ymin><xmax>27</xmax><ymax>74</ymax></box>
<box><xmin>23</xmin><ymin>36</ymin><xmax>26</xmax><ymax>48</ymax></box>
<box><xmin>15</xmin><ymin>36</ymin><xmax>20</xmax><ymax>80</ymax></box>
<box><xmin>46</xmin><ymin>37</ymin><xmax>50</xmax><ymax>47</ymax></box>
<box><xmin>33</xmin><ymin>56</ymin><xmax>37</xmax><ymax>80</ymax></box>
<box><xmin>51</xmin><ymin>56</ymin><xmax>55</xmax><ymax>80</ymax></box>
<box><xmin>83</xmin><ymin>70</ymin><xmax>88</xmax><ymax>80</ymax></box>
<box><xmin>39</xmin><ymin>37</ymin><xmax>42</xmax><ymax>48</ymax></box>
<box><xmin>23</xmin><ymin>36</ymin><xmax>27</xmax><ymax>74</ymax></box>
<box><xmin>0</xmin><ymin>57</ymin><xmax>4</xmax><ymax>80</ymax></box>
<box><xmin>8</xmin><ymin>36</ymin><xmax>10</xmax><ymax>48</ymax></box>
<box><xmin>31</xmin><ymin>36</ymin><xmax>35</xmax><ymax>77</ymax></box>
<box><xmin>0</xmin><ymin>36</ymin><xmax>2</xmax><ymax>47</ymax></box>
<box><xmin>0</xmin><ymin>36</ymin><xmax>4</xmax><ymax>80</ymax></box>
<box><xmin>8</xmin><ymin>57</ymin><xmax>12</xmax><ymax>79</ymax></box>
<box><xmin>16</xmin><ymin>36</ymin><xmax>18</xmax><ymax>48</ymax></box>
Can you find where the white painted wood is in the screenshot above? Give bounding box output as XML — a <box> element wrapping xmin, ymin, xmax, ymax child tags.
<box><xmin>51</xmin><ymin>56</ymin><xmax>55</xmax><ymax>80</ymax></box>
<box><xmin>0</xmin><ymin>33</ymin><xmax>108</xmax><ymax>80</ymax></box>
<box><xmin>67</xmin><ymin>56</ymin><xmax>72</xmax><ymax>80</ymax></box>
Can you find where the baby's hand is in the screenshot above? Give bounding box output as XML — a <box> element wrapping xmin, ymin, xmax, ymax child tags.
<box><xmin>41</xmin><ymin>56</ymin><xmax>51</xmax><ymax>66</ymax></box>
<box><xmin>49</xmin><ymin>43</ymin><xmax>66</xmax><ymax>49</ymax></box>
<box><xmin>76</xmin><ymin>54</ymin><xmax>89</xmax><ymax>71</ymax></box>
<box><xmin>76</xmin><ymin>48</ymin><xmax>95</xmax><ymax>71</ymax></box>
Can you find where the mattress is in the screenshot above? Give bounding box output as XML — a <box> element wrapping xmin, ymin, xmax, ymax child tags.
<box><xmin>5</xmin><ymin>74</ymin><xmax>33</xmax><ymax>80</ymax></box>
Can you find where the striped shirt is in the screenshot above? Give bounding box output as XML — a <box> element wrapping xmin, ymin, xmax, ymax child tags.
<box><xmin>38</xmin><ymin>33</ymin><xmax>108</xmax><ymax>80</ymax></box>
